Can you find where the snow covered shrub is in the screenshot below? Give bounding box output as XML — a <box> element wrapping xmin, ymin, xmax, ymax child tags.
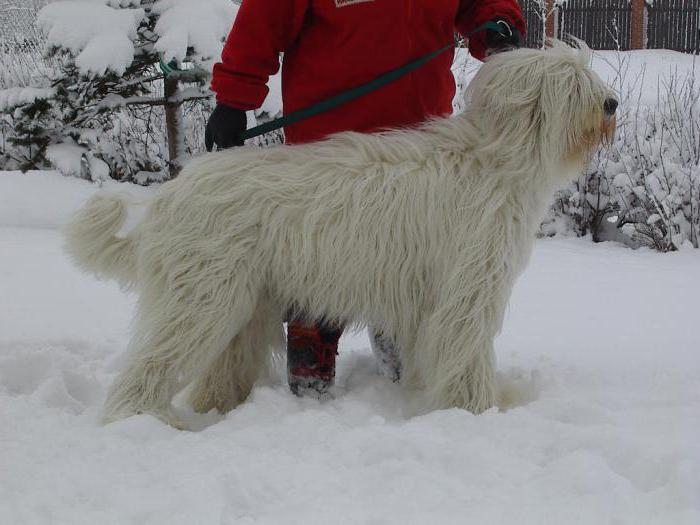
<box><xmin>1</xmin><ymin>0</ymin><xmax>238</xmax><ymax>181</ymax></box>
<box><xmin>619</xmin><ymin>72</ymin><xmax>699</xmax><ymax>250</ymax></box>
<box><xmin>1</xmin><ymin>94</ymin><xmax>59</xmax><ymax>172</ymax></box>
<box><xmin>542</xmin><ymin>60</ymin><xmax>700</xmax><ymax>250</ymax></box>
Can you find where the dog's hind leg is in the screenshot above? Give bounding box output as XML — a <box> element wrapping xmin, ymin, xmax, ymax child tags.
<box><xmin>103</xmin><ymin>270</ymin><xmax>262</xmax><ymax>428</ymax></box>
<box><xmin>370</xmin><ymin>329</ymin><xmax>401</xmax><ymax>382</ymax></box>
<box><xmin>188</xmin><ymin>297</ymin><xmax>285</xmax><ymax>415</ymax></box>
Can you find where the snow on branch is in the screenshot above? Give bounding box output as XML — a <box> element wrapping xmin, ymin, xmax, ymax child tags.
<box><xmin>36</xmin><ymin>0</ymin><xmax>238</xmax><ymax>77</ymax></box>
<box><xmin>0</xmin><ymin>86</ymin><xmax>55</xmax><ymax>112</ymax></box>
<box><xmin>154</xmin><ymin>0</ymin><xmax>237</xmax><ymax>67</ymax></box>
<box><xmin>38</xmin><ymin>1</ymin><xmax>143</xmax><ymax>76</ymax></box>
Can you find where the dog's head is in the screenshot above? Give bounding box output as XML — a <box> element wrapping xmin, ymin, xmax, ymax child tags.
<box><xmin>464</xmin><ymin>39</ymin><xmax>616</xmax><ymax>177</ymax></box>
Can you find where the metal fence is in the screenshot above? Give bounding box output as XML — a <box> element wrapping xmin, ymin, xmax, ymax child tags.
<box><xmin>0</xmin><ymin>0</ymin><xmax>53</xmax><ymax>88</ymax></box>
<box><xmin>518</xmin><ymin>0</ymin><xmax>700</xmax><ymax>53</ymax></box>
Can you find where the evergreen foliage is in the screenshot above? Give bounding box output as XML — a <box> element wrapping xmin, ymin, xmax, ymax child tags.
<box><xmin>1</xmin><ymin>0</ymin><xmax>231</xmax><ymax>181</ymax></box>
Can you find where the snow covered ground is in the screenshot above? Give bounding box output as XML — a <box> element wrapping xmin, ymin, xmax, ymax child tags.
<box><xmin>591</xmin><ymin>49</ymin><xmax>698</xmax><ymax>106</ymax></box>
<box><xmin>1</xmin><ymin>171</ymin><xmax>698</xmax><ymax>524</ymax></box>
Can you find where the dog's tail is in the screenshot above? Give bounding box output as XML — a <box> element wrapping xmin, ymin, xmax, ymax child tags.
<box><xmin>64</xmin><ymin>192</ymin><xmax>139</xmax><ymax>289</ymax></box>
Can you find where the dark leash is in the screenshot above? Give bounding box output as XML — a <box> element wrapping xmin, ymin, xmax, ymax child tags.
<box><xmin>238</xmin><ymin>20</ymin><xmax>506</xmax><ymax>142</ymax></box>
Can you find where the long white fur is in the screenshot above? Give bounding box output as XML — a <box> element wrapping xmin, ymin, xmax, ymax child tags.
<box><xmin>65</xmin><ymin>41</ymin><xmax>613</xmax><ymax>428</ymax></box>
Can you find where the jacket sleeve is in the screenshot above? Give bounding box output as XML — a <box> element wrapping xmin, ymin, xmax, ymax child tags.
<box><xmin>455</xmin><ymin>0</ymin><xmax>526</xmax><ymax>61</ymax></box>
<box><xmin>211</xmin><ymin>0</ymin><xmax>310</xmax><ymax>110</ymax></box>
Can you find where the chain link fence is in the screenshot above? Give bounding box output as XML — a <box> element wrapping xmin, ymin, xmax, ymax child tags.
<box><xmin>0</xmin><ymin>0</ymin><xmax>54</xmax><ymax>88</ymax></box>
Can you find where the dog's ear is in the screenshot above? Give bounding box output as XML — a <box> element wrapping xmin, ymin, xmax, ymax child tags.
<box><xmin>464</xmin><ymin>48</ymin><xmax>554</xmax><ymax>169</ymax></box>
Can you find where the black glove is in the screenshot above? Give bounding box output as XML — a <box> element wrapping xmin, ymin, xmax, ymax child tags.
<box><xmin>485</xmin><ymin>18</ymin><xmax>522</xmax><ymax>54</ymax></box>
<box><xmin>205</xmin><ymin>103</ymin><xmax>247</xmax><ymax>151</ymax></box>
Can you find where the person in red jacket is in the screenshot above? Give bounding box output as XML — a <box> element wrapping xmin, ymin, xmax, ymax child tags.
<box><xmin>206</xmin><ymin>0</ymin><xmax>525</xmax><ymax>396</ymax></box>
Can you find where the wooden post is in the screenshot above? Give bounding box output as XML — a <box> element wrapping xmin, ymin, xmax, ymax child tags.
<box><xmin>545</xmin><ymin>0</ymin><xmax>556</xmax><ymax>40</ymax></box>
<box><xmin>630</xmin><ymin>0</ymin><xmax>646</xmax><ymax>50</ymax></box>
<box><xmin>164</xmin><ymin>75</ymin><xmax>183</xmax><ymax>179</ymax></box>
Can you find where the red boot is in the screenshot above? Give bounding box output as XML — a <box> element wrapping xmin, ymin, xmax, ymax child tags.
<box><xmin>287</xmin><ymin>322</ymin><xmax>342</xmax><ymax>396</ymax></box>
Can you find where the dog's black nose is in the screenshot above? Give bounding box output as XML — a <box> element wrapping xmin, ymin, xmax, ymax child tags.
<box><xmin>604</xmin><ymin>98</ymin><xmax>618</xmax><ymax>116</ymax></box>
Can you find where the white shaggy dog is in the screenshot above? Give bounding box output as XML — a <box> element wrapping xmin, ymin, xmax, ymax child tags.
<box><xmin>66</xmin><ymin>41</ymin><xmax>615</xmax><ymax>428</ymax></box>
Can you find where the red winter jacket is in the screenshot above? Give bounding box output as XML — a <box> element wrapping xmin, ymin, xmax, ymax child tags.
<box><xmin>212</xmin><ymin>0</ymin><xmax>525</xmax><ymax>144</ymax></box>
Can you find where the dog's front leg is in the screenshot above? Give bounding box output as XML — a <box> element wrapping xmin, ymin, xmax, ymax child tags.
<box><xmin>412</xmin><ymin>280</ymin><xmax>509</xmax><ymax>414</ymax></box>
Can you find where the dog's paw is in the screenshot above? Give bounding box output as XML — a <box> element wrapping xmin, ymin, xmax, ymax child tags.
<box><xmin>101</xmin><ymin>405</ymin><xmax>139</xmax><ymax>426</ymax></box>
<box><xmin>427</xmin><ymin>381</ymin><xmax>496</xmax><ymax>415</ymax></box>
<box><xmin>188</xmin><ymin>384</ymin><xmax>244</xmax><ymax>415</ymax></box>
<box><xmin>101</xmin><ymin>406</ymin><xmax>189</xmax><ymax>430</ymax></box>
<box><xmin>464</xmin><ymin>397</ymin><xmax>495</xmax><ymax>415</ymax></box>
<box><xmin>458</xmin><ymin>383</ymin><xmax>497</xmax><ymax>415</ymax></box>
<box><xmin>149</xmin><ymin>409</ymin><xmax>189</xmax><ymax>430</ymax></box>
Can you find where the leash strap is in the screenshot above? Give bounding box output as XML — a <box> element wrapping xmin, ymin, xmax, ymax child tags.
<box><xmin>238</xmin><ymin>21</ymin><xmax>503</xmax><ymax>141</ymax></box>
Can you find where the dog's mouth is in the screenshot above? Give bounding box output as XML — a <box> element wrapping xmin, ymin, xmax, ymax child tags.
<box><xmin>566</xmin><ymin>114</ymin><xmax>617</xmax><ymax>167</ymax></box>
<box><xmin>591</xmin><ymin>111</ymin><xmax>617</xmax><ymax>148</ymax></box>
<box><xmin>601</xmin><ymin>96</ymin><xmax>618</xmax><ymax>144</ymax></box>
<box><xmin>601</xmin><ymin>115</ymin><xmax>617</xmax><ymax>145</ymax></box>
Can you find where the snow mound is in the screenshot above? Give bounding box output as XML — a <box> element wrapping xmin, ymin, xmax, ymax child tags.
<box><xmin>0</xmin><ymin>172</ymin><xmax>698</xmax><ymax>523</ymax></box>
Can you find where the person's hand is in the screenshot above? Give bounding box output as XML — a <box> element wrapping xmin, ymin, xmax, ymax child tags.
<box><xmin>485</xmin><ymin>18</ymin><xmax>522</xmax><ymax>55</ymax></box>
<box><xmin>205</xmin><ymin>104</ymin><xmax>247</xmax><ymax>151</ymax></box>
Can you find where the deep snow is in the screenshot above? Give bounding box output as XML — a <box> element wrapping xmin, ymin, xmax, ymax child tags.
<box><xmin>0</xmin><ymin>171</ymin><xmax>698</xmax><ymax>524</ymax></box>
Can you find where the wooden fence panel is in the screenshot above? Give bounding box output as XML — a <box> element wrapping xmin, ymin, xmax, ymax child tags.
<box><xmin>647</xmin><ymin>0</ymin><xmax>700</xmax><ymax>53</ymax></box>
<box><xmin>517</xmin><ymin>0</ymin><xmax>699</xmax><ymax>53</ymax></box>
<box><xmin>518</xmin><ymin>0</ymin><xmax>548</xmax><ymax>48</ymax></box>
<box><xmin>556</xmin><ymin>0</ymin><xmax>632</xmax><ymax>50</ymax></box>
